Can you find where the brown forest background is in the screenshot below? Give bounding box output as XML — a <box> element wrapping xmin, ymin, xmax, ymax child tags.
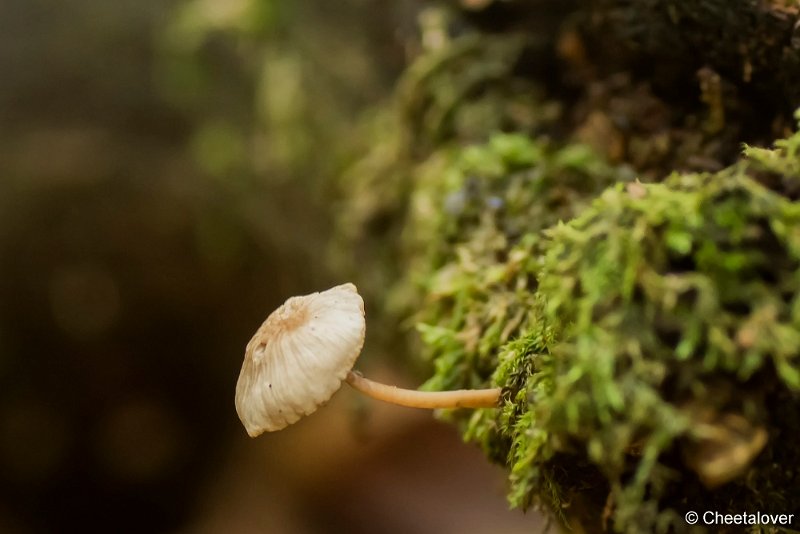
<box><xmin>0</xmin><ymin>1</ymin><xmax>542</xmax><ymax>532</ymax></box>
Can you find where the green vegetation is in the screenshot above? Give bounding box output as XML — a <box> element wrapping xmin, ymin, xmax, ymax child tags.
<box><xmin>336</xmin><ymin>14</ymin><xmax>800</xmax><ymax>525</ymax></box>
<box><xmin>398</xmin><ymin>114</ymin><xmax>800</xmax><ymax>531</ymax></box>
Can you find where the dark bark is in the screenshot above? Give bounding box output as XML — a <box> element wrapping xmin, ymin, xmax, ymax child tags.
<box><xmin>587</xmin><ymin>0</ymin><xmax>800</xmax><ymax>112</ymax></box>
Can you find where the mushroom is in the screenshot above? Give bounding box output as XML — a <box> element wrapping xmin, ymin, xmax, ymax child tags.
<box><xmin>235</xmin><ymin>283</ymin><xmax>501</xmax><ymax>436</ymax></box>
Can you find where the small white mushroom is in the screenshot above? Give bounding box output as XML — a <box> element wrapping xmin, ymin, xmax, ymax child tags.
<box><xmin>235</xmin><ymin>283</ymin><xmax>366</xmax><ymax>436</ymax></box>
<box><xmin>235</xmin><ymin>283</ymin><xmax>501</xmax><ymax>437</ymax></box>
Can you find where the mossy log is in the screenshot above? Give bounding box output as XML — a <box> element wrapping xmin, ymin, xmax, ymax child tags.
<box><xmin>335</xmin><ymin>3</ymin><xmax>800</xmax><ymax>532</ymax></box>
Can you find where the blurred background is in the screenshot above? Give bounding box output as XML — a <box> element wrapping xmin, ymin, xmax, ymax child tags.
<box><xmin>0</xmin><ymin>0</ymin><xmax>542</xmax><ymax>532</ymax></box>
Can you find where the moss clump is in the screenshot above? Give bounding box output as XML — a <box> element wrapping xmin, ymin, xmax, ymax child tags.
<box><xmin>415</xmin><ymin>120</ymin><xmax>800</xmax><ymax>532</ymax></box>
<box><xmin>404</xmin><ymin>132</ymin><xmax>630</xmax><ymax>398</ymax></box>
<box><xmin>528</xmin><ymin>174</ymin><xmax>799</xmax><ymax>531</ymax></box>
<box><xmin>399</xmin><ymin>132</ymin><xmax>631</xmax><ymax>517</ymax></box>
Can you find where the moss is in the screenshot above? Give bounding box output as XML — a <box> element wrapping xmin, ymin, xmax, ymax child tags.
<box><xmin>404</xmin><ymin>132</ymin><xmax>631</xmax><ymax>390</ymax></box>
<box><xmin>335</xmin><ymin>6</ymin><xmax>800</xmax><ymax>531</ymax></box>
<box><xmin>532</xmin><ymin>174</ymin><xmax>799</xmax><ymax>531</ymax></box>
<box><xmin>411</xmin><ymin>120</ymin><xmax>800</xmax><ymax>532</ymax></box>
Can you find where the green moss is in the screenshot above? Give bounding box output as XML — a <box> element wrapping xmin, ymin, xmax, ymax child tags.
<box><xmin>335</xmin><ymin>7</ymin><xmax>800</xmax><ymax>531</ymax></box>
<box><xmin>411</xmin><ymin>121</ymin><xmax>800</xmax><ymax>532</ymax></box>
<box><xmin>529</xmin><ymin>171</ymin><xmax>799</xmax><ymax>531</ymax></box>
<box><xmin>405</xmin><ymin>134</ymin><xmax>630</xmax><ymax>392</ymax></box>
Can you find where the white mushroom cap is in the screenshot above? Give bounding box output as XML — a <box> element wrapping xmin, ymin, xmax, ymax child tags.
<box><xmin>235</xmin><ymin>283</ymin><xmax>366</xmax><ymax>436</ymax></box>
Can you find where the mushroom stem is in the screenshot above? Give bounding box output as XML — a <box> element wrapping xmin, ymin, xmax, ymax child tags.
<box><xmin>345</xmin><ymin>371</ymin><xmax>501</xmax><ymax>409</ymax></box>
